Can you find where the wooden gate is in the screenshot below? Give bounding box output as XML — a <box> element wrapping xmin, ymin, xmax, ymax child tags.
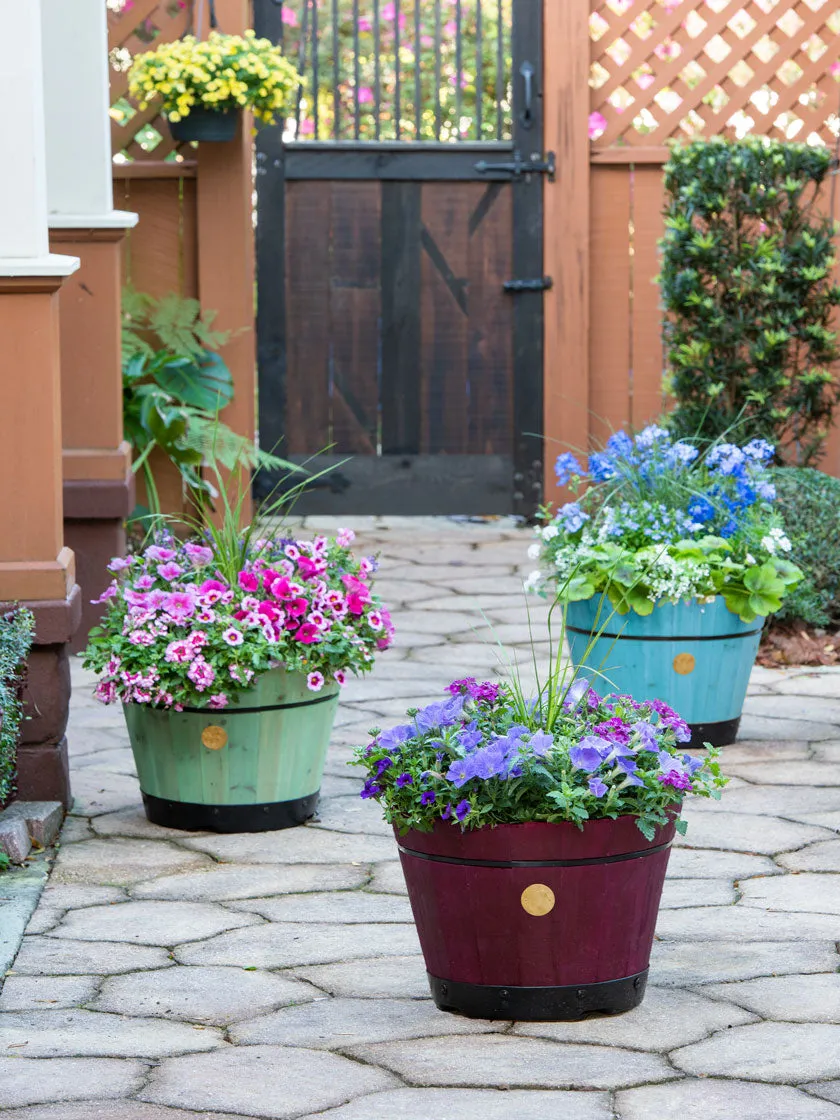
<box><xmin>254</xmin><ymin>0</ymin><xmax>548</xmax><ymax>515</ymax></box>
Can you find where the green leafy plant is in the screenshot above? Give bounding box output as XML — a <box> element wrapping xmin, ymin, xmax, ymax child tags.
<box><xmin>660</xmin><ymin>137</ymin><xmax>840</xmax><ymax>466</ymax></box>
<box><xmin>0</xmin><ymin>607</ymin><xmax>34</xmax><ymax>805</ymax></box>
<box><xmin>770</xmin><ymin>467</ymin><xmax>840</xmax><ymax>628</ymax></box>
<box><xmin>122</xmin><ymin>289</ymin><xmax>287</xmax><ymax>518</ymax></box>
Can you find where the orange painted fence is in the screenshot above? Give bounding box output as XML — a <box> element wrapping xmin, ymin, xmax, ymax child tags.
<box><xmin>544</xmin><ymin>0</ymin><xmax>840</xmax><ymax>504</ymax></box>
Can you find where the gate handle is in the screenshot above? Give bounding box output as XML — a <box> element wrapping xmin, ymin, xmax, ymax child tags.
<box><xmin>520</xmin><ymin>62</ymin><xmax>535</xmax><ymax>130</ymax></box>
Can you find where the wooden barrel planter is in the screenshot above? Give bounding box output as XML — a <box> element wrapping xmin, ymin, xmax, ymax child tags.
<box><xmin>397</xmin><ymin>814</ymin><xmax>675</xmax><ymax>1020</ymax></box>
<box><xmin>565</xmin><ymin>596</ymin><xmax>762</xmax><ymax>747</ymax></box>
<box><xmin>123</xmin><ymin>668</ymin><xmax>339</xmax><ymax>833</ymax></box>
<box><xmin>167</xmin><ymin>107</ymin><xmax>238</xmax><ymax>142</ymax></box>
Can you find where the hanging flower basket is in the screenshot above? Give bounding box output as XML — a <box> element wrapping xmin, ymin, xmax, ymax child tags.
<box><xmin>167</xmin><ymin>107</ymin><xmax>238</xmax><ymax>143</ymax></box>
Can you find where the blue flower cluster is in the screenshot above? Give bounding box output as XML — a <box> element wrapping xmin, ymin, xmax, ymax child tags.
<box><xmin>552</xmin><ymin>428</ymin><xmax>776</xmax><ymax>543</ymax></box>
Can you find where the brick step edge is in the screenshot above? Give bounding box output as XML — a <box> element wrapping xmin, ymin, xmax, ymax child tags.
<box><xmin>0</xmin><ymin>801</ymin><xmax>64</xmax><ymax>863</ymax></box>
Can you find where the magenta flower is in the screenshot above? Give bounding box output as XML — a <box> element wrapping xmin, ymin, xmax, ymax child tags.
<box><xmin>658</xmin><ymin>769</ymin><xmax>692</xmax><ymax>791</ymax></box>
<box><xmin>164</xmin><ymin>639</ymin><xmax>194</xmax><ymax>664</ymax></box>
<box><xmin>238</xmin><ymin>570</ymin><xmax>260</xmax><ymax>593</ymax></box>
<box><xmin>128</xmin><ymin>629</ymin><xmax>155</xmax><ymax>646</ymax></box>
<box><xmin>198</xmin><ymin>579</ymin><xmax>228</xmax><ymax>605</ymax></box>
<box><xmin>164</xmin><ymin>592</ymin><xmax>196</xmax><ymax>624</ymax></box>
<box><xmin>94</xmin><ymin>680</ymin><xmax>116</xmax><ymax>704</ymax></box>
<box><xmin>307</xmin><ymin>671</ymin><xmax>325</xmax><ymax>692</ymax></box>
<box><xmin>222</xmin><ymin>627</ymin><xmax>244</xmax><ymax>647</ymax></box>
<box><xmin>588</xmin><ymin>110</ymin><xmax>607</xmax><ymax>140</ymax></box>
<box><xmin>108</xmin><ymin>556</ymin><xmax>133</xmax><ymax>572</ymax></box>
<box><xmin>337</xmin><ymin>528</ymin><xmax>355</xmax><ymax>547</ymax></box>
<box><xmin>135</xmin><ymin>574</ymin><xmax>155</xmax><ymax>591</ymax></box>
<box><xmin>92</xmin><ymin>582</ymin><xmax>118</xmax><ymax>605</ymax></box>
<box><xmin>334</xmin><ymin>669</ymin><xmax>347</xmax><ymax>687</ymax></box>
<box><xmin>183</xmin><ymin>542</ymin><xmax>213</xmax><ymax>566</ymax></box>
<box><xmin>188</xmin><ymin>630</ymin><xmax>208</xmax><ymax>651</ymax></box>
<box><xmin>367</xmin><ymin>611</ymin><xmax>384</xmax><ymax>631</ymax></box>
<box><xmin>358</xmin><ymin>86</ymin><xmax>374</xmax><ymax>105</ymax></box>
<box><xmin>157</xmin><ymin>562</ymin><xmax>182</xmax><ymax>581</ymax></box>
<box><xmin>208</xmin><ymin>693</ymin><xmax>229</xmax><ymax>709</ymax></box>
<box><xmin>296</xmin><ymin>622</ymin><xmax>321</xmax><ymax>644</ymax></box>
<box><xmin>196</xmin><ymin>607</ymin><xmax>216</xmax><ymax>624</ymax></box>
<box><xmin>146</xmin><ymin>545</ymin><xmax>176</xmax><ymax>563</ymax></box>
<box><xmin>188</xmin><ymin>657</ymin><xmax>216</xmax><ymax>691</ymax></box>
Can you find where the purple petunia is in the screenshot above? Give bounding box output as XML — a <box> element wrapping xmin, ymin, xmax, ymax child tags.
<box><xmin>569</xmin><ymin>735</ymin><xmax>611</xmax><ymax>773</ymax></box>
<box><xmin>588</xmin><ymin>777</ymin><xmax>608</xmax><ymax>797</ymax></box>
<box><xmin>454</xmin><ymin>799</ymin><xmax>471</xmax><ymax>822</ymax></box>
<box><xmin>396</xmin><ymin>772</ymin><xmax>413</xmax><ymax>788</ymax></box>
<box><xmin>528</xmin><ymin>730</ymin><xmax>554</xmax><ymax>757</ymax></box>
<box><xmin>420</xmin><ymin>790</ymin><xmax>436</xmax><ymax>806</ymax></box>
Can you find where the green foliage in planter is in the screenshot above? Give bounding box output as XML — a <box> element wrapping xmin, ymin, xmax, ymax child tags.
<box><xmin>771</xmin><ymin>467</ymin><xmax>840</xmax><ymax>627</ymax></box>
<box><xmin>660</xmin><ymin>138</ymin><xmax>840</xmax><ymax>466</ymax></box>
<box><xmin>0</xmin><ymin>607</ymin><xmax>34</xmax><ymax>805</ymax></box>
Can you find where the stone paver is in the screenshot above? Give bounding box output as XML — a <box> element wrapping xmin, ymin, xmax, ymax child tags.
<box><xmin>139</xmin><ymin>1045</ymin><xmax>396</xmax><ymax>1118</ymax></box>
<box><xmin>92</xmin><ymin>965</ymin><xmax>317</xmax><ymax>1024</ymax></box>
<box><xmin>5</xmin><ymin>517</ymin><xmax>840</xmax><ymax>1120</ymax></box>
<box><xmin>0</xmin><ymin>1056</ymin><xmax>145</xmax><ymax>1108</ymax></box>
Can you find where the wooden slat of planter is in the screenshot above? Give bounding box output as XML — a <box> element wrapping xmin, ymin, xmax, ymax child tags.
<box><xmin>329</xmin><ymin>181</ymin><xmax>381</xmax><ymax>455</ymax></box>
<box><xmin>284</xmin><ymin>181</ymin><xmax>332</xmax><ymax>454</ymax></box>
<box><xmin>589</xmin><ymin>165</ymin><xmax>632</xmax><ymax>447</ymax></box>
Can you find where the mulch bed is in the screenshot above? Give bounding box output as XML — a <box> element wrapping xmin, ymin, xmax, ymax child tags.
<box><xmin>758</xmin><ymin>621</ymin><xmax>840</xmax><ymax>667</ymax></box>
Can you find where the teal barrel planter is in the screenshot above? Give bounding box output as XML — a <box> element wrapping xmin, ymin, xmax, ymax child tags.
<box><xmin>123</xmin><ymin>668</ymin><xmax>339</xmax><ymax>833</ymax></box>
<box><xmin>565</xmin><ymin>597</ymin><xmax>762</xmax><ymax>747</ymax></box>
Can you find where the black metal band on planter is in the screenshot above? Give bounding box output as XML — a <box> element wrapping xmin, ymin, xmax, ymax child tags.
<box><xmin>142</xmin><ymin>791</ymin><xmax>319</xmax><ymax>833</ymax></box>
<box><xmin>565</xmin><ymin>625</ymin><xmax>763</xmax><ymax>642</ymax></box>
<box><xmin>428</xmin><ymin>970</ymin><xmax>648</xmax><ymax>1020</ymax></box>
<box><xmin>178</xmin><ymin>692</ymin><xmax>336</xmax><ymax>715</ymax></box>
<box><xmin>397</xmin><ymin>839</ymin><xmax>673</xmax><ymax>870</ymax></box>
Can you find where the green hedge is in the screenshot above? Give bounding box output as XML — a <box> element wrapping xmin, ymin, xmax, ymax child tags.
<box><xmin>772</xmin><ymin>468</ymin><xmax>840</xmax><ymax>628</ymax></box>
<box><xmin>0</xmin><ymin>608</ymin><xmax>34</xmax><ymax>804</ymax></box>
<box><xmin>661</xmin><ymin>137</ymin><xmax>840</xmax><ymax>466</ymax></box>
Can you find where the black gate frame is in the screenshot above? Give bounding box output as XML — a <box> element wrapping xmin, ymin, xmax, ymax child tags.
<box><xmin>254</xmin><ymin>0</ymin><xmax>545</xmax><ymax>518</ymax></box>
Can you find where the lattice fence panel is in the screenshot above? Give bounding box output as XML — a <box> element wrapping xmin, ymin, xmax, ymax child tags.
<box><xmin>589</xmin><ymin>0</ymin><xmax>840</xmax><ymax>148</ymax></box>
<box><xmin>107</xmin><ymin>0</ymin><xmax>191</xmax><ymax>163</ymax></box>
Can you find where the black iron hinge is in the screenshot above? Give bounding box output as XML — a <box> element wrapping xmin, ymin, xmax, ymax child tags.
<box><xmin>503</xmin><ymin>277</ymin><xmax>553</xmax><ymax>293</ymax></box>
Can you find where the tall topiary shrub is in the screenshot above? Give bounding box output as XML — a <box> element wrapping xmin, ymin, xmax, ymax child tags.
<box><xmin>660</xmin><ymin>137</ymin><xmax>840</xmax><ymax>465</ymax></box>
<box><xmin>0</xmin><ymin>608</ymin><xmax>34</xmax><ymax>805</ymax></box>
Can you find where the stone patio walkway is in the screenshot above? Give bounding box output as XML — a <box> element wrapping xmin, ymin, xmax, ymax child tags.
<box><xmin>2</xmin><ymin>517</ymin><xmax>840</xmax><ymax>1118</ymax></box>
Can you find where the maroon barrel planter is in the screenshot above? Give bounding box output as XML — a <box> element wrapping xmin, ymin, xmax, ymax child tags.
<box><xmin>397</xmin><ymin>813</ymin><xmax>676</xmax><ymax>1020</ymax></box>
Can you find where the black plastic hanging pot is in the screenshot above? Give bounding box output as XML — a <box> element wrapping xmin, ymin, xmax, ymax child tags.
<box><xmin>167</xmin><ymin>107</ymin><xmax>238</xmax><ymax>142</ymax></box>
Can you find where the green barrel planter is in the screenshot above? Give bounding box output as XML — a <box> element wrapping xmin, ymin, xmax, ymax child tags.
<box><xmin>565</xmin><ymin>596</ymin><xmax>763</xmax><ymax>747</ymax></box>
<box><xmin>123</xmin><ymin>668</ymin><xmax>339</xmax><ymax>833</ymax></box>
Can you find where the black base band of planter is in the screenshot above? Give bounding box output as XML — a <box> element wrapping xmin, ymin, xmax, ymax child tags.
<box><xmin>687</xmin><ymin>716</ymin><xmax>740</xmax><ymax>749</ymax></box>
<box><xmin>141</xmin><ymin>790</ymin><xmax>319</xmax><ymax>833</ymax></box>
<box><xmin>428</xmin><ymin>970</ymin><xmax>648</xmax><ymax>1021</ymax></box>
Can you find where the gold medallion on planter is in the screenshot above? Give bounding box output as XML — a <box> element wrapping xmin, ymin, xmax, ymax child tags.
<box><xmin>520</xmin><ymin>883</ymin><xmax>556</xmax><ymax>916</ymax></box>
<box><xmin>673</xmin><ymin>652</ymin><xmax>696</xmax><ymax>675</ymax></box>
<box><xmin>201</xmin><ymin>725</ymin><xmax>228</xmax><ymax>751</ymax></box>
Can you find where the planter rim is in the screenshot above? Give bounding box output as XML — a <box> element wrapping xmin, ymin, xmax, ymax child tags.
<box><xmin>120</xmin><ymin>666</ymin><xmax>339</xmax><ymax>714</ymax></box>
<box><xmin>398</xmin><ymin>812</ymin><xmax>678</xmax><ymax>863</ymax></box>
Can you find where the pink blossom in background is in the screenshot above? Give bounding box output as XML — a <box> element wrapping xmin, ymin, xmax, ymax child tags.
<box><xmin>307</xmin><ymin>671</ymin><xmax>325</xmax><ymax>692</ymax></box>
<box><xmin>358</xmin><ymin>86</ymin><xmax>374</xmax><ymax>105</ymax></box>
<box><xmin>359</xmin><ymin>16</ymin><xmax>373</xmax><ymax>32</ymax></box>
<box><xmin>208</xmin><ymin>693</ymin><xmax>229</xmax><ymax>709</ymax></box>
<box><xmin>282</xmin><ymin>7</ymin><xmax>297</xmax><ymax>25</ymax></box>
<box><xmin>382</xmin><ymin>3</ymin><xmax>406</xmax><ymax>28</ymax></box>
<box><xmin>831</xmin><ymin>61</ymin><xmax>840</xmax><ymax>77</ymax></box>
<box><xmin>299</xmin><ymin>119</ymin><xmax>315</xmax><ymax>136</ymax></box>
<box><xmin>146</xmin><ymin>546</ymin><xmax>175</xmax><ymax>563</ymax></box>
<box><xmin>636</xmin><ymin>73</ymin><xmax>655</xmax><ymax>90</ymax></box>
<box><xmin>588</xmin><ymin>111</ymin><xmax>607</xmax><ymax>139</ymax></box>
<box><xmin>133</xmin><ymin>689</ymin><xmax>152</xmax><ymax>704</ymax></box>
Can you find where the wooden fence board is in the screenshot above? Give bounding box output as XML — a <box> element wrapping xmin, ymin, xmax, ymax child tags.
<box><xmin>589</xmin><ymin>166</ymin><xmax>631</xmax><ymax>447</ymax></box>
<box><xmin>631</xmin><ymin>165</ymin><xmax>666</xmax><ymax>430</ymax></box>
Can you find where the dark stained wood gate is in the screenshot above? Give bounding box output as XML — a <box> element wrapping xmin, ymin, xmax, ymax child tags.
<box><xmin>254</xmin><ymin>0</ymin><xmax>547</xmax><ymax>516</ymax></box>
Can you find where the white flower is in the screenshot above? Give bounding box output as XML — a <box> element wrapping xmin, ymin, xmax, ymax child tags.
<box><xmin>527</xmin><ymin>542</ymin><xmax>541</xmax><ymax>560</ymax></box>
<box><xmin>541</xmin><ymin>525</ymin><xmax>559</xmax><ymax>541</ymax></box>
<box><xmin>762</xmin><ymin>527</ymin><xmax>792</xmax><ymax>556</ymax></box>
<box><xmin>761</xmin><ymin>535</ymin><xmax>775</xmax><ymax>555</ymax></box>
<box><xmin>745</xmin><ymin>553</ymin><xmax>756</xmax><ymax>565</ymax></box>
<box><xmin>523</xmin><ymin>570</ymin><xmax>544</xmax><ymax>594</ymax></box>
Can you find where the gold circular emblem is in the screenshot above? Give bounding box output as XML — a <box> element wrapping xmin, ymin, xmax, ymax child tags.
<box><xmin>201</xmin><ymin>725</ymin><xmax>228</xmax><ymax>751</ymax></box>
<box><xmin>673</xmin><ymin>652</ymin><xmax>696</xmax><ymax>676</ymax></box>
<box><xmin>520</xmin><ymin>883</ymin><xmax>556</xmax><ymax>917</ymax></box>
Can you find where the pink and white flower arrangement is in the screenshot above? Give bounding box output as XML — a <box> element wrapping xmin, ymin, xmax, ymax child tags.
<box><xmin>84</xmin><ymin>529</ymin><xmax>394</xmax><ymax>710</ymax></box>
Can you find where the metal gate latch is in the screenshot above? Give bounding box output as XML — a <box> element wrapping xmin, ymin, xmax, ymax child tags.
<box><xmin>474</xmin><ymin>150</ymin><xmax>556</xmax><ymax>181</ymax></box>
<box><xmin>502</xmin><ymin>277</ymin><xmax>554</xmax><ymax>293</ymax></box>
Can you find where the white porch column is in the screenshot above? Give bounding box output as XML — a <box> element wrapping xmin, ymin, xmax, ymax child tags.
<box><xmin>0</xmin><ymin>0</ymin><xmax>77</xmax><ymax>274</ymax></box>
<box><xmin>41</xmin><ymin>0</ymin><xmax>137</xmax><ymax>232</ymax></box>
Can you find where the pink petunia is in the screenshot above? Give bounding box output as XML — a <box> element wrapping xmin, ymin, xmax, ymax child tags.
<box><xmin>307</xmin><ymin>671</ymin><xmax>325</xmax><ymax>692</ymax></box>
<box><xmin>146</xmin><ymin>545</ymin><xmax>176</xmax><ymax>563</ymax></box>
<box><xmin>588</xmin><ymin>111</ymin><xmax>607</xmax><ymax>140</ymax></box>
<box><xmin>188</xmin><ymin>630</ymin><xmax>209</xmax><ymax>650</ymax></box>
<box><xmin>208</xmin><ymin>693</ymin><xmax>229</xmax><ymax>709</ymax></box>
<box><xmin>107</xmin><ymin>556</ymin><xmax>133</xmax><ymax>572</ymax></box>
<box><xmin>283</xmin><ymin>544</ymin><xmax>300</xmax><ymax>561</ymax></box>
<box><xmin>295</xmin><ymin>623</ymin><xmax>321</xmax><ymax>644</ymax></box>
<box><xmin>157</xmin><ymin>562</ymin><xmax>182</xmax><ymax>581</ymax></box>
<box><xmin>196</xmin><ymin>607</ymin><xmax>216</xmax><ymax>624</ymax></box>
<box><xmin>124</xmin><ymin>589</ymin><xmax>150</xmax><ymax>609</ymax></box>
<box><xmin>286</xmin><ymin>597</ymin><xmax>309</xmax><ymax>618</ymax></box>
<box><xmin>184</xmin><ymin>542</ymin><xmax>213</xmax><ymax>566</ymax></box>
<box><xmin>95</xmin><ymin>680</ymin><xmax>117</xmax><ymax>704</ymax></box>
<box><xmin>129</xmin><ymin>629</ymin><xmax>155</xmax><ymax>646</ymax></box>
<box><xmin>367</xmin><ymin>611</ymin><xmax>384</xmax><ymax>632</ymax></box>
<box><xmin>133</xmin><ymin>689</ymin><xmax>152</xmax><ymax>704</ymax></box>
<box><xmin>91</xmin><ymin>581</ymin><xmax>118</xmax><ymax>605</ymax></box>
<box><xmin>336</xmin><ymin>527</ymin><xmax>355</xmax><ymax>547</ymax></box>
<box><xmin>135</xmin><ymin>574</ymin><xmax>155</xmax><ymax>591</ymax></box>
<box><xmin>334</xmin><ymin>669</ymin><xmax>347</xmax><ymax>687</ymax></box>
<box><xmin>223</xmin><ymin>627</ymin><xmax>244</xmax><ymax>647</ymax></box>
<box><xmin>164</xmin><ymin>591</ymin><xmax>196</xmax><ymax>624</ymax></box>
<box><xmin>238</xmin><ymin>570</ymin><xmax>260</xmax><ymax>593</ymax></box>
<box><xmin>198</xmin><ymin>579</ymin><xmax>228</xmax><ymax>606</ymax></box>
<box><xmin>346</xmin><ymin>592</ymin><xmax>367</xmax><ymax>616</ymax></box>
<box><xmin>308</xmin><ymin>611</ymin><xmax>330</xmax><ymax>631</ymax></box>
